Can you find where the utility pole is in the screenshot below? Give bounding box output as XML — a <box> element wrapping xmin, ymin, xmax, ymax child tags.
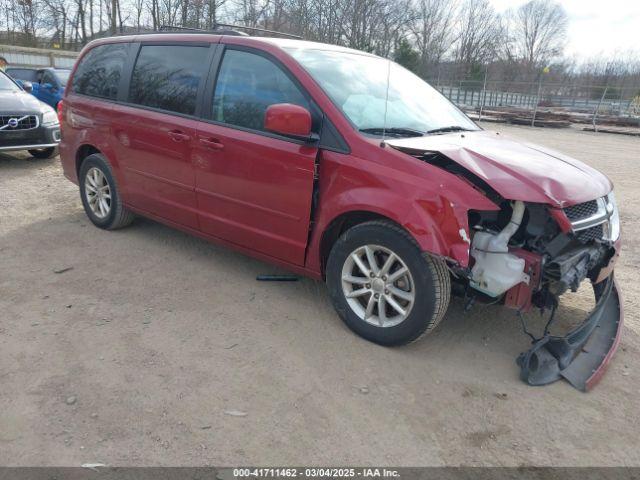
<box><xmin>592</xmin><ymin>84</ymin><xmax>609</xmax><ymax>133</ymax></box>
<box><xmin>478</xmin><ymin>67</ymin><xmax>488</xmax><ymax>122</ymax></box>
<box><xmin>531</xmin><ymin>66</ymin><xmax>549</xmax><ymax>127</ymax></box>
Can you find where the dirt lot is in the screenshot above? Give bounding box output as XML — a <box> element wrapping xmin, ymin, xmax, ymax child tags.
<box><xmin>1</xmin><ymin>123</ymin><xmax>639</xmax><ymax>467</ymax></box>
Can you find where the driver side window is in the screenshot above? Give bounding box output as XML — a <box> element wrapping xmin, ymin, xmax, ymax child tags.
<box><xmin>212</xmin><ymin>49</ymin><xmax>309</xmax><ymax>132</ymax></box>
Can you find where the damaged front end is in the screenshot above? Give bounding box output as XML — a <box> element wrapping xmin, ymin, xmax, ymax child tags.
<box><xmin>464</xmin><ymin>196</ymin><xmax>622</xmax><ymax>391</ymax></box>
<box><xmin>387</xmin><ymin>136</ymin><xmax>622</xmax><ymax>391</ymax></box>
<box><xmin>517</xmin><ymin>277</ymin><xmax>622</xmax><ymax>391</ymax></box>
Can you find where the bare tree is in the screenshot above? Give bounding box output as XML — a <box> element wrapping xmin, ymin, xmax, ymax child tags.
<box><xmin>410</xmin><ymin>0</ymin><xmax>456</xmax><ymax>76</ymax></box>
<box><xmin>507</xmin><ymin>0</ymin><xmax>568</xmax><ymax>68</ymax></box>
<box><xmin>206</xmin><ymin>0</ymin><xmax>226</xmax><ymax>28</ymax></box>
<box><xmin>234</xmin><ymin>0</ymin><xmax>271</xmax><ymax>27</ymax></box>
<box><xmin>110</xmin><ymin>0</ymin><xmax>117</xmax><ymax>32</ymax></box>
<box><xmin>452</xmin><ymin>0</ymin><xmax>502</xmax><ymax>73</ymax></box>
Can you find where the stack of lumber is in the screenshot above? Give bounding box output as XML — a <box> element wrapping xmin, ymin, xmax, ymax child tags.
<box><xmin>582</xmin><ymin>126</ymin><xmax>640</xmax><ymax>137</ymax></box>
<box><xmin>468</xmin><ymin>106</ymin><xmax>640</xmax><ymax>132</ymax></box>
<box><xmin>468</xmin><ymin>107</ymin><xmax>571</xmax><ymax>128</ymax></box>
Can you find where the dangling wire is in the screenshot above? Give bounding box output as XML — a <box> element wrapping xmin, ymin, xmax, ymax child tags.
<box><xmin>380</xmin><ymin>59</ymin><xmax>392</xmax><ymax>148</ymax></box>
<box><xmin>517</xmin><ymin>310</ymin><xmax>537</xmax><ymax>342</ymax></box>
<box><xmin>517</xmin><ymin>298</ymin><xmax>558</xmax><ymax>343</ymax></box>
<box><xmin>542</xmin><ymin>301</ymin><xmax>558</xmax><ymax>337</ymax></box>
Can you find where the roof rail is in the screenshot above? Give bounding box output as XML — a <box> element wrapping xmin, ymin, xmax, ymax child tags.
<box><xmin>159</xmin><ymin>25</ymin><xmax>248</xmax><ymax>36</ymax></box>
<box><xmin>158</xmin><ymin>24</ymin><xmax>302</xmax><ymax>39</ymax></box>
<box><xmin>215</xmin><ymin>23</ymin><xmax>302</xmax><ymax>39</ymax></box>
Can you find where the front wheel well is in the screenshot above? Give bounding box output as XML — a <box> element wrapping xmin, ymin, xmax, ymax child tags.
<box><xmin>75</xmin><ymin>144</ymin><xmax>101</xmax><ymax>177</ymax></box>
<box><xmin>320</xmin><ymin>211</ymin><xmax>404</xmax><ymax>278</ymax></box>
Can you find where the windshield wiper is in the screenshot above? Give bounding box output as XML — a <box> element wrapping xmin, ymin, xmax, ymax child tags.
<box><xmin>359</xmin><ymin>127</ymin><xmax>425</xmax><ymax>138</ymax></box>
<box><xmin>426</xmin><ymin>126</ymin><xmax>473</xmax><ymax>134</ymax></box>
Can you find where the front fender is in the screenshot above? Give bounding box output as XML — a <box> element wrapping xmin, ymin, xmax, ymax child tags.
<box><xmin>307</xmin><ymin>150</ymin><xmax>499</xmax><ymax>274</ymax></box>
<box><xmin>322</xmin><ymin>189</ymin><xmax>472</xmax><ymax>263</ymax></box>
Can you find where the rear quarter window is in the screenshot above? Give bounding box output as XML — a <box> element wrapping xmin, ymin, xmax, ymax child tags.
<box><xmin>72</xmin><ymin>43</ymin><xmax>128</xmax><ymax>99</ymax></box>
<box><xmin>129</xmin><ymin>45</ymin><xmax>209</xmax><ymax>116</ymax></box>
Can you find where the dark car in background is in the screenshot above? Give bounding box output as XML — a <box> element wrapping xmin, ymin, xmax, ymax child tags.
<box><xmin>6</xmin><ymin>67</ymin><xmax>70</xmax><ymax>108</ymax></box>
<box><xmin>0</xmin><ymin>70</ymin><xmax>61</xmax><ymax>158</ymax></box>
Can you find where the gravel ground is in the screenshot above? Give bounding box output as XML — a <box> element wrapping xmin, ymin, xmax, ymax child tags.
<box><xmin>1</xmin><ymin>123</ymin><xmax>639</xmax><ymax>467</ymax></box>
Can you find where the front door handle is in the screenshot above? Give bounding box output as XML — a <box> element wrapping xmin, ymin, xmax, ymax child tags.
<box><xmin>199</xmin><ymin>137</ymin><xmax>224</xmax><ymax>151</ymax></box>
<box><xmin>168</xmin><ymin>129</ymin><xmax>191</xmax><ymax>142</ymax></box>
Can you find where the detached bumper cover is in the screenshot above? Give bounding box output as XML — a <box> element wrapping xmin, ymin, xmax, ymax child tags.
<box><xmin>517</xmin><ymin>275</ymin><xmax>623</xmax><ymax>391</ymax></box>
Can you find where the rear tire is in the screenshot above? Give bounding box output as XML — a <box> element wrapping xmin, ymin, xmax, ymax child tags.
<box><xmin>326</xmin><ymin>220</ymin><xmax>450</xmax><ymax>346</ymax></box>
<box><xmin>79</xmin><ymin>153</ymin><xmax>134</xmax><ymax>230</ymax></box>
<box><xmin>28</xmin><ymin>147</ymin><xmax>58</xmax><ymax>159</ymax></box>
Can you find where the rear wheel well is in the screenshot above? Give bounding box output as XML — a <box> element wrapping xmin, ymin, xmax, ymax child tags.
<box><xmin>76</xmin><ymin>144</ymin><xmax>101</xmax><ymax>177</ymax></box>
<box><xmin>320</xmin><ymin>211</ymin><xmax>402</xmax><ymax>278</ymax></box>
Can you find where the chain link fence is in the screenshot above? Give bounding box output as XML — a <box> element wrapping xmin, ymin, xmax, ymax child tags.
<box><xmin>430</xmin><ymin>76</ymin><xmax>640</xmax><ymax>134</ymax></box>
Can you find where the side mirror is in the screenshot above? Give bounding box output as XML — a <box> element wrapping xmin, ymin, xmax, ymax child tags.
<box><xmin>22</xmin><ymin>81</ymin><xmax>33</xmax><ymax>93</ymax></box>
<box><xmin>42</xmin><ymin>82</ymin><xmax>53</xmax><ymax>91</ymax></box>
<box><xmin>264</xmin><ymin>103</ymin><xmax>317</xmax><ymax>142</ymax></box>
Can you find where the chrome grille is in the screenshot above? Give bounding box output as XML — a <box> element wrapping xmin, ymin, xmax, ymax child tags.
<box><xmin>564</xmin><ymin>200</ymin><xmax>598</xmax><ymax>221</ymax></box>
<box><xmin>0</xmin><ymin>115</ymin><xmax>39</xmax><ymax>131</ymax></box>
<box><xmin>563</xmin><ymin>197</ymin><xmax>614</xmax><ymax>243</ymax></box>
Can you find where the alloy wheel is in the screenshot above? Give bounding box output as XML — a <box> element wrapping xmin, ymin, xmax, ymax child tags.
<box><xmin>84</xmin><ymin>167</ymin><xmax>112</xmax><ymax>219</ymax></box>
<box><xmin>341</xmin><ymin>244</ymin><xmax>415</xmax><ymax>328</ymax></box>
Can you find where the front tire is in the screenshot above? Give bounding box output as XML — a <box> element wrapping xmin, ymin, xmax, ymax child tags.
<box><xmin>326</xmin><ymin>220</ymin><xmax>450</xmax><ymax>346</ymax></box>
<box><xmin>28</xmin><ymin>147</ymin><xmax>58</xmax><ymax>159</ymax></box>
<box><xmin>79</xmin><ymin>153</ymin><xmax>134</xmax><ymax>230</ymax></box>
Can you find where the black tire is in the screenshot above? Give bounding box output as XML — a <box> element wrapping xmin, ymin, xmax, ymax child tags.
<box><xmin>79</xmin><ymin>153</ymin><xmax>135</xmax><ymax>230</ymax></box>
<box><xmin>28</xmin><ymin>147</ymin><xmax>58</xmax><ymax>159</ymax></box>
<box><xmin>326</xmin><ymin>220</ymin><xmax>451</xmax><ymax>346</ymax></box>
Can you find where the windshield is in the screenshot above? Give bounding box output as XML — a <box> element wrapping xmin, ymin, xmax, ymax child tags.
<box><xmin>0</xmin><ymin>72</ymin><xmax>19</xmax><ymax>91</ymax></box>
<box><xmin>286</xmin><ymin>48</ymin><xmax>478</xmax><ymax>137</ymax></box>
<box><xmin>54</xmin><ymin>69</ymin><xmax>70</xmax><ymax>87</ymax></box>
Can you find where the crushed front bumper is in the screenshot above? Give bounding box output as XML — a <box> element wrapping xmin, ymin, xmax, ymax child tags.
<box><xmin>517</xmin><ymin>275</ymin><xmax>623</xmax><ymax>391</ymax></box>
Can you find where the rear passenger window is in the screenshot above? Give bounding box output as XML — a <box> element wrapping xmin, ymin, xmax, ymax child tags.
<box><xmin>129</xmin><ymin>45</ymin><xmax>209</xmax><ymax>115</ymax></box>
<box><xmin>72</xmin><ymin>43</ymin><xmax>128</xmax><ymax>99</ymax></box>
<box><xmin>213</xmin><ymin>50</ymin><xmax>309</xmax><ymax>131</ymax></box>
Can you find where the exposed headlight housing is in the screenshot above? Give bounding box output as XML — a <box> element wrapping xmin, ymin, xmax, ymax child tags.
<box><xmin>604</xmin><ymin>191</ymin><xmax>620</xmax><ymax>242</ymax></box>
<box><xmin>41</xmin><ymin>107</ymin><xmax>59</xmax><ymax>126</ymax></box>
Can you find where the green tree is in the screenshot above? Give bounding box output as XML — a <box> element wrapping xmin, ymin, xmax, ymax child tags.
<box><xmin>394</xmin><ymin>39</ymin><xmax>419</xmax><ymax>73</ymax></box>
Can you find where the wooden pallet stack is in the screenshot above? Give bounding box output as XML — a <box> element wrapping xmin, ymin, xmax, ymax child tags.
<box><xmin>468</xmin><ymin>106</ymin><xmax>640</xmax><ymax>135</ymax></box>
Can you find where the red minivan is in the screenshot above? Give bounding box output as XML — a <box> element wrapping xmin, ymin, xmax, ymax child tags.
<box><xmin>59</xmin><ymin>32</ymin><xmax>622</xmax><ymax>390</ymax></box>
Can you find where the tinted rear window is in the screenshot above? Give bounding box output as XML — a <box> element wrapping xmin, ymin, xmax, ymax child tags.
<box><xmin>129</xmin><ymin>45</ymin><xmax>209</xmax><ymax>115</ymax></box>
<box><xmin>6</xmin><ymin>68</ymin><xmax>38</xmax><ymax>82</ymax></box>
<box><xmin>72</xmin><ymin>43</ymin><xmax>128</xmax><ymax>99</ymax></box>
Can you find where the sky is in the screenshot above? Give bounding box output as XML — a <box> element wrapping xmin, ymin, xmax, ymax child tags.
<box><xmin>489</xmin><ymin>0</ymin><xmax>640</xmax><ymax>59</ymax></box>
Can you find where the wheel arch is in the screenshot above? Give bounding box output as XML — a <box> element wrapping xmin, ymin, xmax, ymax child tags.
<box><xmin>312</xmin><ymin>183</ymin><xmax>479</xmax><ymax>278</ymax></box>
<box><xmin>75</xmin><ymin>144</ymin><xmax>101</xmax><ymax>177</ymax></box>
<box><xmin>320</xmin><ymin>211</ymin><xmax>391</xmax><ymax>276</ymax></box>
<box><xmin>317</xmin><ymin>207</ymin><xmax>453</xmax><ymax>278</ymax></box>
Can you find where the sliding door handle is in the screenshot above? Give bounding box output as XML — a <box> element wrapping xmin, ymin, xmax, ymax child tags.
<box><xmin>199</xmin><ymin>137</ymin><xmax>224</xmax><ymax>151</ymax></box>
<box><xmin>168</xmin><ymin>130</ymin><xmax>191</xmax><ymax>142</ymax></box>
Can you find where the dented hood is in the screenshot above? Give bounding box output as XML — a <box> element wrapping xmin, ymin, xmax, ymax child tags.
<box><xmin>387</xmin><ymin>130</ymin><xmax>612</xmax><ymax>207</ymax></box>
